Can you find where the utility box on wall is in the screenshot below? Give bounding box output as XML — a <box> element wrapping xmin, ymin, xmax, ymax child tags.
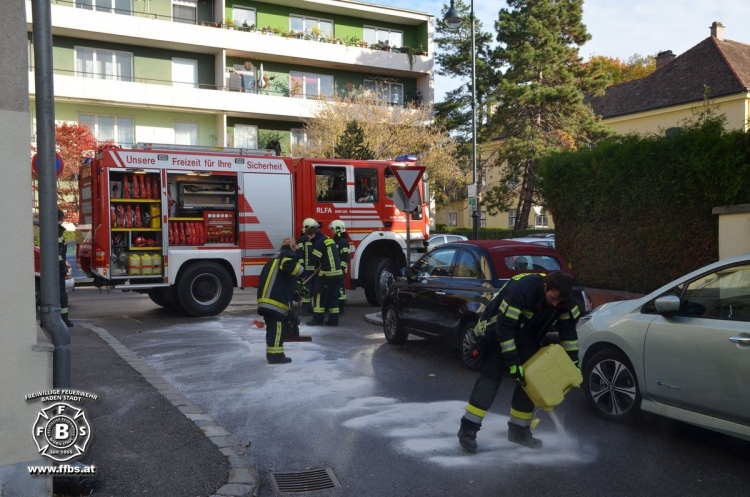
<box><xmin>713</xmin><ymin>203</ymin><xmax>750</xmax><ymax>259</ymax></box>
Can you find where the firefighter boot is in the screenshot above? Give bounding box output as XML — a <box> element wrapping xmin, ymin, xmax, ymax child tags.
<box><xmin>302</xmin><ymin>302</ymin><xmax>312</xmax><ymax>316</ymax></box>
<box><xmin>307</xmin><ymin>313</ymin><xmax>324</xmax><ymax>326</ymax></box>
<box><xmin>62</xmin><ymin>313</ymin><xmax>74</xmax><ymax>327</ymax></box>
<box><xmin>457</xmin><ymin>420</ymin><xmax>480</xmax><ymax>453</ymax></box>
<box><xmin>267</xmin><ymin>353</ymin><xmax>292</xmax><ymax>364</ymax></box>
<box><xmin>507</xmin><ymin>421</ymin><xmax>543</xmax><ymax>449</ymax></box>
<box><xmin>324</xmin><ymin>314</ymin><xmax>339</xmax><ymax>326</ymax></box>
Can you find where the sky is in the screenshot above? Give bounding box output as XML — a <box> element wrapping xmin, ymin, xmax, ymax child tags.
<box><xmin>369</xmin><ymin>0</ymin><xmax>750</xmax><ymax>101</ymax></box>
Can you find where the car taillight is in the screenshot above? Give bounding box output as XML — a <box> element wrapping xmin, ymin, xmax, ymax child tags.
<box><xmin>582</xmin><ymin>289</ymin><xmax>593</xmax><ymax>314</ymax></box>
<box><xmin>65</xmin><ymin>261</ymin><xmax>72</xmax><ymax>278</ymax></box>
<box><xmin>95</xmin><ymin>246</ymin><xmax>107</xmax><ymax>267</ymax></box>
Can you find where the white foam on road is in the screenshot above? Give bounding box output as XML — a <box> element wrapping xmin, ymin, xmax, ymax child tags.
<box><xmin>134</xmin><ymin>316</ymin><xmax>597</xmax><ymax>467</ymax></box>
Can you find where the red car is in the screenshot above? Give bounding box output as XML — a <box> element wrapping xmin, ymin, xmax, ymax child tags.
<box><xmin>382</xmin><ymin>240</ymin><xmax>591</xmax><ymax>368</ymax></box>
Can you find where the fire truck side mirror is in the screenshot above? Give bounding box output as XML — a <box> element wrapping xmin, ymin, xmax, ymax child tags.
<box><xmin>411</xmin><ymin>206</ymin><xmax>423</xmax><ymax>220</ymax></box>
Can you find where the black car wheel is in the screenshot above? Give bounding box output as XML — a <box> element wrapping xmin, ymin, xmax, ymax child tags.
<box><xmin>459</xmin><ymin>321</ymin><xmax>481</xmax><ymax>371</ymax></box>
<box><xmin>383</xmin><ymin>304</ymin><xmax>408</xmax><ymax>344</ymax></box>
<box><xmin>583</xmin><ymin>349</ymin><xmax>641</xmax><ymax>423</ymax></box>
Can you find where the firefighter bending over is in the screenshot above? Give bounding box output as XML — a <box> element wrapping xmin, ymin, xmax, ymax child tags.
<box><xmin>329</xmin><ymin>220</ymin><xmax>350</xmax><ymax>314</ymax></box>
<box><xmin>457</xmin><ymin>271</ymin><xmax>580</xmax><ymax>451</ymax></box>
<box><xmin>296</xmin><ymin>225</ymin><xmax>316</xmax><ymax>315</ymax></box>
<box><xmin>257</xmin><ymin>237</ymin><xmax>304</xmax><ymax>364</ymax></box>
<box><xmin>304</xmin><ymin>218</ymin><xmax>343</xmax><ymax>327</ymax></box>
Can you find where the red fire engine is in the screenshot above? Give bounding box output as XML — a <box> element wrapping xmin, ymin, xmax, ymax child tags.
<box><xmin>78</xmin><ymin>143</ymin><xmax>430</xmax><ymax>316</ymax></box>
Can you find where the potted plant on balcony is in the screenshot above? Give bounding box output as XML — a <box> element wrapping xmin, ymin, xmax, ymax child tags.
<box><xmin>415</xmin><ymin>43</ymin><xmax>427</xmax><ymax>56</ymax></box>
<box><xmin>311</xmin><ymin>25</ymin><xmax>322</xmax><ymax>41</ymax></box>
<box><xmin>224</xmin><ymin>19</ymin><xmax>236</xmax><ymax>30</ymax></box>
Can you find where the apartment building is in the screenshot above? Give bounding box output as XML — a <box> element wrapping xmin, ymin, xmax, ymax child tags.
<box><xmin>26</xmin><ymin>0</ymin><xmax>434</xmax><ymax>154</ymax></box>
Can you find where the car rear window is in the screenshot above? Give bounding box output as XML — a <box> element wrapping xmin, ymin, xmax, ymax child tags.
<box><xmin>503</xmin><ymin>254</ymin><xmax>562</xmax><ymax>272</ymax></box>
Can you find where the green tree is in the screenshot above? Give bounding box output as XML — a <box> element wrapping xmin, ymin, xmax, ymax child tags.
<box><xmin>486</xmin><ymin>0</ymin><xmax>613</xmax><ymax>228</ymax></box>
<box><xmin>334</xmin><ymin>120</ymin><xmax>375</xmax><ymax>160</ymax></box>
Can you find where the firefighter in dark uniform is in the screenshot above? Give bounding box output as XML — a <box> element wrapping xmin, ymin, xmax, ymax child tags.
<box><xmin>457</xmin><ymin>271</ymin><xmax>580</xmax><ymax>451</ymax></box>
<box><xmin>305</xmin><ymin>218</ymin><xmax>343</xmax><ymax>327</ymax></box>
<box><xmin>257</xmin><ymin>237</ymin><xmax>304</xmax><ymax>364</ymax></box>
<box><xmin>58</xmin><ymin>209</ymin><xmax>74</xmax><ymax>327</ymax></box>
<box><xmin>328</xmin><ymin>220</ymin><xmax>350</xmax><ymax>314</ymax></box>
<box><xmin>296</xmin><ymin>225</ymin><xmax>316</xmax><ymax>315</ymax></box>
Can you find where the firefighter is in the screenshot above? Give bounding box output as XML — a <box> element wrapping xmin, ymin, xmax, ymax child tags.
<box><xmin>328</xmin><ymin>220</ymin><xmax>350</xmax><ymax>314</ymax></box>
<box><xmin>304</xmin><ymin>218</ymin><xmax>343</xmax><ymax>326</ymax></box>
<box><xmin>257</xmin><ymin>237</ymin><xmax>304</xmax><ymax>364</ymax></box>
<box><xmin>296</xmin><ymin>226</ymin><xmax>315</xmax><ymax>315</ymax></box>
<box><xmin>58</xmin><ymin>209</ymin><xmax>74</xmax><ymax>327</ymax></box>
<box><xmin>457</xmin><ymin>271</ymin><xmax>580</xmax><ymax>451</ymax></box>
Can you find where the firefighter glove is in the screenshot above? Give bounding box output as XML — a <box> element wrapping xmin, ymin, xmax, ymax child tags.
<box><xmin>509</xmin><ymin>364</ymin><xmax>526</xmax><ymax>386</ymax></box>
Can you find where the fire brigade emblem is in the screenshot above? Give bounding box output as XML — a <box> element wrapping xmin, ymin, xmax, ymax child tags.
<box><xmin>32</xmin><ymin>403</ymin><xmax>91</xmax><ymax>462</ymax></box>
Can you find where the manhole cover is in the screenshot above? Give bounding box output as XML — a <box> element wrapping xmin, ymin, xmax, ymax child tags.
<box><xmin>270</xmin><ymin>467</ymin><xmax>340</xmax><ymax>494</ymax></box>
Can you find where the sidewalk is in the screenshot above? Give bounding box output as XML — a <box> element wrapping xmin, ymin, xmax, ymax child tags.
<box><xmin>59</xmin><ymin>322</ymin><xmax>259</xmax><ymax>497</ymax></box>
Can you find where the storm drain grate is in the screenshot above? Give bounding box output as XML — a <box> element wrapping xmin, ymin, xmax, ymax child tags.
<box><xmin>270</xmin><ymin>467</ymin><xmax>341</xmax><ymax>494</ymax></box>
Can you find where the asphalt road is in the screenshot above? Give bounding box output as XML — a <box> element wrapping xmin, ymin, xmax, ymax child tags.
<box><xmin>68</xmin><ymin>286</ymin><xmax>750</xmax><ymax>497</ymax></box>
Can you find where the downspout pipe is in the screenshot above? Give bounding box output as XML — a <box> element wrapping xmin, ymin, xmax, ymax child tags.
<box><xmin>32</xmin><ymin>0</ymin><xmax>71</xmax><ymax>389</ymax></box>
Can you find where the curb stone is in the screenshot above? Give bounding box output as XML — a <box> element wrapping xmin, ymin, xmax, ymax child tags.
<box><xmin>83</xmin><ymin>323</ymin><xmax>259</xmax><ymax>497</ymax></box>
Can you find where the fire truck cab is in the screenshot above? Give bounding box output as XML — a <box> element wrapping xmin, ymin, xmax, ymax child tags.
<box><xmin>78</xmin><ymin>144</ymin><xmax>429</xmax><ymax>317</ymax></box>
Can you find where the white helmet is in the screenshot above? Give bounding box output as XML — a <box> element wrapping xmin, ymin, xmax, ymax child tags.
<box><xmin>329</xmin><ymin>220</ymin><xmax>346</xmax><ymax>234</ymax></box>
<box><xmin>303</xmin><ymin>218</ymin><xmax>320</xmax><ymax>232</ymax></box>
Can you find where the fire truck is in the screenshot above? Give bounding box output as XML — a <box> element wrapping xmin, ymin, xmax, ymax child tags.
<box><xmin>78</xmin><ymin>143</ymin><xmax>429</xmax><ymax>317</ymax></box>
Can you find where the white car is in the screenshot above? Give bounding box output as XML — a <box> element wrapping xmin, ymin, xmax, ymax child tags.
<box><xmin>425</xmin><ymin>233</ymin><xmax>468</xmax><ymax>251</ymax></box>
<box><xmin>510</xmin><ymin>233</ymin><xmax>555</xmax><ymax>248</ymax></box>
<box><xmin>577</xmin><ymin>253</ymin><xmax>750</xmax><ymax>441</ymax></box>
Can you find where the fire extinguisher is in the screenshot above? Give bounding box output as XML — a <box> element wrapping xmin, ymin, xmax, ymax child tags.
<box><xmin>134</xmin><ymin>205</ymin><xmax>142</xmax><ymax>227</ymax></box>
<box><xmin>123</xmin><ymin>175</ymin><xmax>130</xmax><ymax>199</ymax></box>
<box><xmin>132</xmin><ymin>175</ymin><xmax>140</xmax><ymax>199</ymax></box>
<box><xmin>142</xmin><ymin>175</ymin><xmax>150</xmax><ymax>199</ymax></box>
<box><xmin>126</xmin><ymin>205</ymin><xmax>133</xmax><ymax>228</ymax></box>
<box><xmin>111</xmin><ymin>206</ymin><xmax>116</xmax><ymax>227</ymax></box>
<box><xmin>179</xmin><ymin>222</ymin><xmax>186</xmax><ymax>246</ymax></box>
<box><xmin>196</xmin><ymin>222</ymin><xmax>204</xmax><ymax>245</ymax></box>
<box><xmin>151</xmin><ymin>176</ymin><xmax>158</xmax><ymax>198</ymax></box>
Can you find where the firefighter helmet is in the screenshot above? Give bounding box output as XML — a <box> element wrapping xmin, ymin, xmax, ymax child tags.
<box><xmin>329</xmin><ymin>220</ymin><xmax>346</xmax><ymax>234</ymax></box>
<box><xmin>303</xmin><ymin>218</ymin><xmax>320</xmax><ymax>233</ymax></box>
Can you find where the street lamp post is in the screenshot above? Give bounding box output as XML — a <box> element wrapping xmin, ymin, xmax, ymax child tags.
<box><xmin>444</xmin><ymin>0</ymin><xmax>479</xmax><ymax>240</ymax></box>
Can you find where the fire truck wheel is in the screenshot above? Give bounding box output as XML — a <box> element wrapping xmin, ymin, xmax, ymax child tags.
<box><xmin>364</xmin><ymin>257</ymin><xmax>396</xmax><ymax>307</ymax></box>
<box><xmin>176</xmin><ymin>261</ymin><xmax>234</xmax><ymax>317</ymax></box>
<box><xmin>147</xmin><ymin>288</ymin><xmax>170</xmax><ymax>308</ymax></box>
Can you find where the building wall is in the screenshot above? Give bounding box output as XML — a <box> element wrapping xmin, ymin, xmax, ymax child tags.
<box><xmin>0</xmin><ymin>1</ymin><xmax>53</xmax><ymax>494</ymax></box>
<box><xmin>713</xmin><ymin>204</ymin><xmax>750</xmax><ymax>259</ymax></box>
<box><xmin>600</xmin><ymin>94</ymin><xmax>750</xmax><ymax>135</ymax></box>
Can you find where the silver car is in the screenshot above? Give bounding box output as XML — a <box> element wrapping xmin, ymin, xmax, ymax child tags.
<box><xmin>577</xmin><ymin>254</ymin><xmax>750</xmax><ymax>441</ymax></box>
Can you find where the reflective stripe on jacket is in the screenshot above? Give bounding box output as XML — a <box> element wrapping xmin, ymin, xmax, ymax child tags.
<box><xmin>257</xmin><ymin>246</ymin><xmax>304</xmax><ymax>317</ymax></box>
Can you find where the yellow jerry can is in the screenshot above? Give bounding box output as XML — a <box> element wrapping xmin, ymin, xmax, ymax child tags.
<box><xmin>522</xmin><ymin>344</ymin><xmax>583</xmax><ymax>411</ymax></box>
<box><xmin>151</xmin><ymin>253</ymin><xmax>162</xmax><ymax>275</ymax></box>
<box><xmin>149</xmin><ymin>204</ymin><xmax>161</xmax><ymax>228</ymax></box>
<box><xmin>127</xmin><ymin>253</ymin><xmax>141</xmax><ymax>275</ymax></box>
<box><xmin>140</xmin><ymin>253</ymin><xmax>153</xmax><ymax>275</ymax></box>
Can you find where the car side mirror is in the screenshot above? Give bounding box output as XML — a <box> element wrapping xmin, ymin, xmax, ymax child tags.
<box><xmin>654</xmin><ymin>295</ymin><xmax>681</xmax><ymax>314</ymax></box>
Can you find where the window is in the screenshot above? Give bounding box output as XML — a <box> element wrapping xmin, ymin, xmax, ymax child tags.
<box><xmin>291</xmin><ymin>129</ymin><xmax>307</xmax><ymax>157</ymax></box>
<box><xmin>355</xmin><ymin>168</ymin><xmax>378</xmax><ymax>203</ymax></box>
<box><xmin>290</xmin><ymin>15</ymin><xmax>333</xmax><ymax>38</ymax></box>
<box><xmin>78</xmin><ymin>113</ymin><xmax>134</xmax><ymax>147</ymax></box>
<box><xmin>172</xmin><ymin>58</ymin><xmax>197</xmax><ymax>87</ymax></box>
<box><xmin>172</xmin><ymin>0</ymin><xmax>197</xmax><ymax>24</ymax></box>
<box><xmin>315</xmin><ymin>166</ymin><xmax>347</xmax><ymax>203</ymax></box>
<box><xmin>679</xmin><ymin>264</ymin><xmax>750</xmax><ymax>320</ymax></box>
<box><xmin>480</xmin><ymin>211</ymin><xmax>486</xmax><ymax>228</ymax></box>
<box><xmin>290</xmin><ymin>72</ymin><xmax>333</xmax><ymax>99</ymax></box>
<box><xmin>363</xmin><ymin>26</ymin><xmax>403</xmax><ymax>48</ymax></box>
<box><xmin>363</xmin><ymin>79</ymin><xmax>404</xmax><ymax>106</ymax></box>
<box><xmin>75</xmin><ymin>47</ymin><xmax>133</xmax><ymax>81</ymax></box>
<box><xmin>534</xmin><ymin>207</ymin><xmax>548</xmax><ymax>228</ymax></box>
<box><xmin>448</xmin><ymin>212</ymin><xmax>457</xmax><ymax>227</ymax></box>
<box><xmin>76</xmin><ymin>0</ymin><xmax>132</xmax><ymax>14</ymax></box>
<box><xmin>503</xmin><ymin>254</ymin><xmax>562</xmax><ymax>272</ymax></box>
<box><xmin>414</xmin><ymin>248</ymin><xmax>456</xmax><ymax>277</ymax></box>
<box><xmin>174</xmin><ymin>121</ymin><xmax>198</xmax><ymax>145</ymax></box>
<box><xmin>234</xmin><ymin>124</ymin><xmax>258</xmax><ymax>149</ymax></box>
<box><xmin>233</xmin><ymin>6</ymin><xmax>256</xmax><ymax>28</ymax></box>
<box><xmin>453</xmin><ymin>250</ymin><xmax>481</xmax><ymax>278</ymax></box>
<box><xmin>508</xmin><ymin>209</ymin><xmax>517</xmax><ymax>228</ymax></box>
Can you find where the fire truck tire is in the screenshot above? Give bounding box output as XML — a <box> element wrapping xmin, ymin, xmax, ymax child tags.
<box><xmin>176</xmin><ymin>261</ymin><xmax>233</xmax><ymax>317</ymax></box>
<box><xmin>147</xmin><ymin>288</ymin><xmax>170</xmax><ymax>308</ymax></box>
<box><xmin>364</xmin><ymin>257</ymin><xmax>396</xmax><ymax>307</ymax></box>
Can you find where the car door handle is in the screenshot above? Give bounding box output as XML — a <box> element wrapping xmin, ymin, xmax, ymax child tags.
<box><xmin>729</xmin><ymin>336</ymin><xmax>750</xmax><ymax>345</ymax></box>
<box><xmin>436</xmin><ymin>291</ymin><xmax>446</xmax><ymax>296</ymax></box>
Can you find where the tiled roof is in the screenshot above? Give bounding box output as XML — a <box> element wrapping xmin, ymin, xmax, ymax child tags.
<box><xmin>589</xmin><ymin>36</ymin><xmax>750</xmax><ymax>119</ymax></box>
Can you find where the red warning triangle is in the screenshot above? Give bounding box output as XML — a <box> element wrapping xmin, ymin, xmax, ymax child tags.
<box><xmin>392</xmin><ymin>166</ymin><xmax>425</xmax><ymax>198</ymax></box>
